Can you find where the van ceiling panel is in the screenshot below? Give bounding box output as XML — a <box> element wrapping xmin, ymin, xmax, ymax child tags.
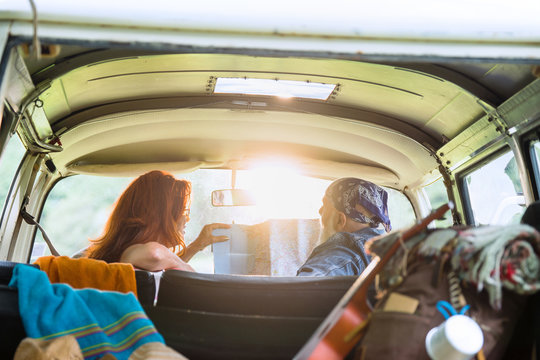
<box><xmin>48</xmin><ymin>108</ymin><xmax>435</xmax><ymax>189</ymax></box>
<box><xmin>40</xmin><ymin>54</ymin><xmax>488</xmax><ymax>143</ymax></box>
<box><xmin>438</xmin><ymin>79</ymin><xmax>540</xmax><ymax>170</ymax></box>
<box><xmin>14</xmin><ymin>46</ymin><xmax>535</xmax><ymax>189</ymax></box>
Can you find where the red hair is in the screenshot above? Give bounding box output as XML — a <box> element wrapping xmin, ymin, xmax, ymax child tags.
<box><xmin>86</xmin><ymin>170</ymin><xmax>191</xmax><ymax>263</ymax></box>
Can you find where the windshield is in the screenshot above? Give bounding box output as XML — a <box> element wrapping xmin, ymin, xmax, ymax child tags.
<box><xmin>33</xmin><ymin>168</ymin><xmax>415</xmax><ymax>273</ymax></box>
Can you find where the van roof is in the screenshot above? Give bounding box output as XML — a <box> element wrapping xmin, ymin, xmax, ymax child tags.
<box><xmin>3</xmin><ymin>1</ymin><xmax>540</xmax><ymax>190</ymax></box>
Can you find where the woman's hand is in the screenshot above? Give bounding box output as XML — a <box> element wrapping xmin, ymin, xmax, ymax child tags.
<box><xmin>180</xmin><ymin>223</ymin><xmax>231</xmax><ymax>262</ymax></box>
<box><xmin>195</xmin><ymin>223</ymin><xmax>232</xmax><ymax>248</ymax></box>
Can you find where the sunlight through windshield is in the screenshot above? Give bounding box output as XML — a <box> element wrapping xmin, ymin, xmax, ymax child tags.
<box><xmin>236</xmin><ymin>165</ymin><xmax>329</xmax><ymax>220</ymax></box>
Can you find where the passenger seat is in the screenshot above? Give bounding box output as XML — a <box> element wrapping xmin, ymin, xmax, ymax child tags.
<box><xmin>146</xmin><ymin>270</ymin><xmax>357</xmax><ymax>359</ymax></box>
<box><xmin>0</xmin><ymin>261</ymin><xmax>38</xmax><ymax>357</ymax></box>
<box><xmin>134</xmin><ymin>269</ymin><xmax>158</xmax><ymax>306</ymax></box>
<box><xmin>0</xmin><ymin>261</ymin><xmax>158</xmax><ymax>358</ymax></box>
<box><xmin>0</xmin><ymin>260</ymin><xmax>38</xmax><ymax>285</ymax></box>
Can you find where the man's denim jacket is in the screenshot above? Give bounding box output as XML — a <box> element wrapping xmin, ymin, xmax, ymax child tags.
<box><xmin>296</xmin><ymin>227</ymin><xmax>384</xmax><ymax>276</ymax></box>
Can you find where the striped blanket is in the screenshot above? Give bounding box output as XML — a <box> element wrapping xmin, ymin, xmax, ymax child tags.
<box><xmin>9</xmin><ymin>264</ymin><xmax>164</xmax><ymax>360</ymax></box>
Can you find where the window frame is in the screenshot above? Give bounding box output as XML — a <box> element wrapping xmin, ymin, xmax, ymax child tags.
<box><xmin>0</xmin><ymin>135</ymin><xmax>27</xmax><ymax>227</ymax></box>
<box><xmin>520</xmin><ymin>130</ymin><xmax>540</xmax><ymax>201</ymax></box>
<box><xmin>456</xmin><ymin>146</ymin><xmax>515</xmax><ymax>226</ymax></box>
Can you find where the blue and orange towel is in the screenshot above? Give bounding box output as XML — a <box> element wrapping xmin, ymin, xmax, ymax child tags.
<box><xmin>9</xmin><ymin>264</ymin><xmax>162</xmax><ymax>360</ymax></box>
<box><xmin>35</xmin><ymin>256</ymin><xmax>137</xmax><ymax>297</ymax></box>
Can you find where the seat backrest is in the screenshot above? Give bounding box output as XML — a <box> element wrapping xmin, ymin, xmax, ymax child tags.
<box><xmin>0</xmin><ymin>285</ymin><xmax>26</xmax><ymax>358</ymax></box>
<box><xmin>145</xmin><ymin>305</ymin><xmax>322</xmax><ymax>360</ymax></box>
<box><xmin>521</xmin><ymin>200</ymin><xmax>540</xmax><ymax>232</ymax></box>
<box><xmin>156</xmin><ymin>270</ymin><xmax>356</xmax><ymax>317</ymax></box>
<box><xmin>134</xmin><ymin>269</ymin><xmax>156</xmax><ymax>306</ymax></box>
<box><xmin>3</xmin><ymin>260</ymin><xmax>155</xmax><ymax>305</ymax></box>
<box><xmin>0</xmin><ymin>266</ymin><xmax>156</xmax><ymax>358</ymax></box>
<box><xmin>0</xmin><ymin>261</ymin><xmax>39</xmax><ymax>285</ymax></box>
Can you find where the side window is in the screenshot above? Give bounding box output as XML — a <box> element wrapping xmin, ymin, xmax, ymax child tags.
<box><xmin>462</xmin><ymin>150</ymin><xmax>525</xmax><ymax>226</ymax></box>
<box><xmin>530</xmin><ymin>140</ymin><xmax>540</xmax><ymax>195</ymax></box>
<box><xmin>32</xmin><ymin>175</ymin><xmax>133</xmax><ymax>261</ymax></box>
<box><xmin>423</xmin><ymin>177</ymin><xmax>453</xmax><ymax>227</ymax></box>
<box><xmin>385</xmin><ymin>187</ymin><xmax>416</xmax><ymax>230</ymax></box>
<box><xmin>0</xmin><ymin>135</ymin><xmax>25</xmax><ymax>214</ymax></box>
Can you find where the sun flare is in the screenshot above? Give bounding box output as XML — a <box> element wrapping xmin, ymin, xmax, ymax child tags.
<box><xmin>238</xmin><ymin>162</ymin><xmax>329</xmax><ymax>220</ymax></box>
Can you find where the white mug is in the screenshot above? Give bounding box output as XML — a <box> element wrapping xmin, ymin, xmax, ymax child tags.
<box><xmin>425</xmin><ymin>315</ymin><xmax>484</xmax><ymax>360</ymax></box>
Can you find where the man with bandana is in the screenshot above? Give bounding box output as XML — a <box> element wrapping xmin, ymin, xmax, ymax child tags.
<box><xmin>297</xmin><ymin>178</ymin><xmax>391</xmax><ymax>276</ymax></box>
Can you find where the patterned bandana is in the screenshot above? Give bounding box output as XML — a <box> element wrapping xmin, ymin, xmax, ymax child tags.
<box><xmin>325</xmin><ymin>178</ymin><xmax>391</xmax><ymax>232</ymax></box>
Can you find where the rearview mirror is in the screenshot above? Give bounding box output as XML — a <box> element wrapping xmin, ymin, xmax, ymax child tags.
<box><xmin>212</xmin><ymin>189</ymin><xmax>257</xmax><ymax>206</ymax></box>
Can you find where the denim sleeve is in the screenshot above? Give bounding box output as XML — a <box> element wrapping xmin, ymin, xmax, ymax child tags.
<box><xmin>297</xmin><ymin>259</ymin><xmax>360</xmax><ymax>276</ymax></box>
<box><xmin>296</xmin><ymin>238</ymin><xmax>365</xmax><ymax>276</ymax></box>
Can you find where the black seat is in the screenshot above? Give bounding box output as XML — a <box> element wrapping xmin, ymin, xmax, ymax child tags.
<box><xmin>0</xmin><ymin>263</ymin><xmax>157</xmax><ymax>359</ymax></box>
<box><xmin>145</xmin><ymin>305</ymin><xmax>322</xmax><ymax>360</ymax></box>
<box><xmin>0</xmin><ymin>261</ymin><xmax>39</xmax><ymax>285</ymax></box>
<box><xmin>0</xmin><ymin>261</ymin><xmax>37</xmax><ymax>358</ymax></box>
<box><xmin>0</xmin><ymin>285</ymin><xmax>24</xmax><ymax>357</ymax></box>
<box><xmin>147</xmin><ymin>270</ymin><xmax>357</xmax><ymax>358</ymax></box>
<box><xmin>134</xmin><ymin>269</ymin><xmax>156</xmax><ymax>306</ymax></box>
<box><xmin>156</xmin><ymin>270</ymin><xmax>356</xmax><ymax>317</ymax></box>
<box><xmin>3</xmin><ymin>260</ymin><xmax>155</xmax><ymax>305</ymax></box>
<box><xmin>503</xmin><ymin>202</ymin><xmax>540</xmax><ymax>359</ymax></box>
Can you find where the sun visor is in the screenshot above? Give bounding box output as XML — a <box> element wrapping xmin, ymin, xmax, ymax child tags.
<box><xmin>66</xmin><ymin>161</ymin><xmax>224</xmax><ymax>177</ymax></box>
<box><xmin>225</xmin><ymin>158</ymin><xmax>400</xmax><ymax>187</ymax></box>
<box><xmin>297</xmin><ymin>159</ymin><xmax>400</xmax><ymax>187</ymax></box>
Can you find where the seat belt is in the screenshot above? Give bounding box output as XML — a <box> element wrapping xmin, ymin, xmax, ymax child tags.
<box><xmin>20</xmin><ymin>198</ymin><xmax>60</xmax><ymax>257</ymax></box>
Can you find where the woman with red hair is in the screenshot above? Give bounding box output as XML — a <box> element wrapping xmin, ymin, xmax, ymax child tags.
<box><xmin>86</xmin><ymin>170</ymin><xmax>230</xmax><ymax>271</ymax></box>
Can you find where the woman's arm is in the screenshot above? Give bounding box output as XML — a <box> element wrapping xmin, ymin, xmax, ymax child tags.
<box><xmin>181</xmin><ymin>223</ymin><xmax>231</xmax><ymax>262</ymax></box>
<box><xmin>120</xmin><ymin>242</ymin><xmax>195</xmax><ymax>272</ymax></box>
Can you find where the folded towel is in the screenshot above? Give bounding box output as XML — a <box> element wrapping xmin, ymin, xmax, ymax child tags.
<box><xmin>35</xmin><ymin>256</ymin><xmax>137</xmax><ymax>296</ymax></box>
<box><xmin>9</xmin><ymin>264</ymin><xmax>163</xmax><ymax>360</ymax></box>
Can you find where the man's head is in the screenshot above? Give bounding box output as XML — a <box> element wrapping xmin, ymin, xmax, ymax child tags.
<box><xmin>318</xmin><ymin>178</ymin><xmax>391</xmax><ymax>243</ymax></box>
